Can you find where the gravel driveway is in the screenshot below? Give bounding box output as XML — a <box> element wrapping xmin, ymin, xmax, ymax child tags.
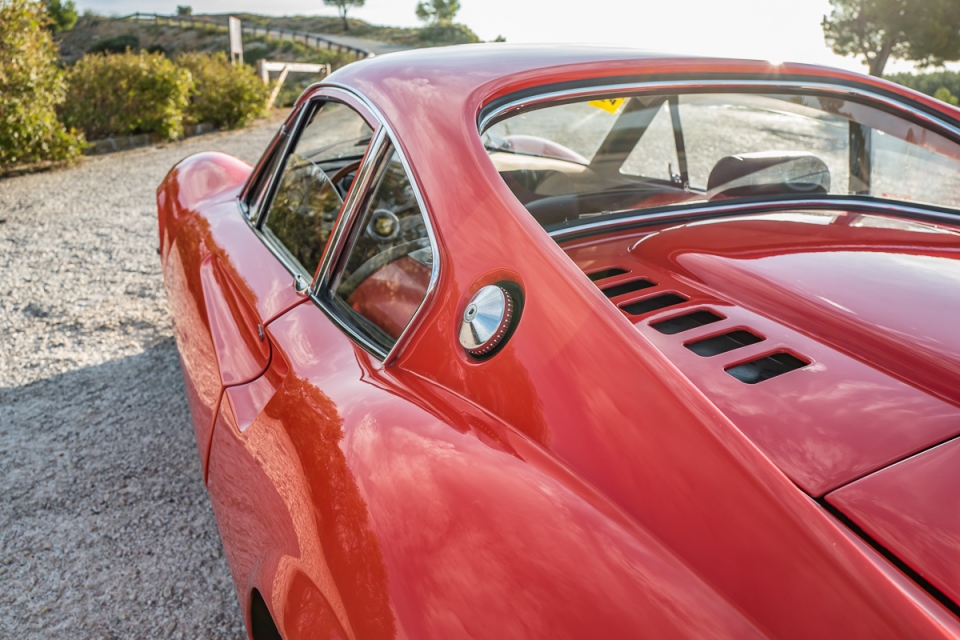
<box><xmin>0</xmin><ymin>117</ymin><xmax>284</xmax><ymax>639</ymax></box>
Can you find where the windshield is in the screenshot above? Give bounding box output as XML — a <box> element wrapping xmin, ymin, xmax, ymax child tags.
<box><xmin>483</xmin><ymin>91</ymin><xmax>960</xmax><ymax>228</ymax></box>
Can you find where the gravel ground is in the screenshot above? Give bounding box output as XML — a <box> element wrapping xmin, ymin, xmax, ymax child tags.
<box><xmin>0</xmin><ymin>116</ymin><xmax>284</xmax><ymax>639</ymax></box>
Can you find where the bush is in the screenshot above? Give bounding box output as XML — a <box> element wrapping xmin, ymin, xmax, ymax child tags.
<box><xmin>86</xmin><ymin>33</ymin><xmax>138</xmax><ymax>54</ymax></box>
<box><xmin>176</xmin><ymin>52</ymin><xmax>268</xmax><ymax>129</ymax></box>
<box><xmin>61</xmin><ymin>51</ymin><xmax>192</xmax><ymax>140</ymax></box>
<box><xmin>934</xmin><ymin>86</ymin><xmax>959</xmax><ymax>106</ymax></box>
<box><xmin>417</xmin><ymin>22</ymin><xmax>478</xmax><ymax>45</ymax></box>
<box><xmin>0</xmin><ymin>0</ymin><xmax>84</xmax><ymax>169</ymax></box>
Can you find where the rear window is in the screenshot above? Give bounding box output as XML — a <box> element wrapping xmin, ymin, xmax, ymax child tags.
<box><xmin>483</xmin><ymin>91</ymin><xmax>960</xmax><ymax>228</ymax></box>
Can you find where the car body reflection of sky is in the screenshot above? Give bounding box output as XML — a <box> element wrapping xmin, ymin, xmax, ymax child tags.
<box><xmin>76</xmin><ymin>0</ymin><xmax>958</xmax><ymax>75</ymax></box>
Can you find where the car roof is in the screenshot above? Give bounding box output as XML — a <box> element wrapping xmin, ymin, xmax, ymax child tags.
<box><xmin>327</xmin><ymin>43</ymin><xmax>948</xmax><ymax>119</ymax></box>
<box><xmin>316</xmin><ymin>45</ymin><xmax>957</xmax><ymax>164</ymax></box>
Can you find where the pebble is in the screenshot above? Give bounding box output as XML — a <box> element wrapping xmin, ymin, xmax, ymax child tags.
<box><xmin>0</xmin><ymin>114</ymin><xmax>285</xmax><ymax>637</ymax></box>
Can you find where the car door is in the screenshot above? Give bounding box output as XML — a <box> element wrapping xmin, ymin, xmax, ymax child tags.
<box><xmin>203</xmin><ymin>128</ymin><xmax>444</xmax><ymax>638</ymax></box>
<box><xmin>161</xmin><ymin>89</ymin><xmax>379</xmax><ymax>475</ymax></box>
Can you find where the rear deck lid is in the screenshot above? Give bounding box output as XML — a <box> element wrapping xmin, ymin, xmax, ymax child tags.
<box><xmin>567</xmin><ymin>210</ymin><xmax>960</xmax><ymax>496</ymax></box>
<box><xmin>827</xmin><ymin>437</ymin><xmax>960</xmax><ymax>606</ymax></box>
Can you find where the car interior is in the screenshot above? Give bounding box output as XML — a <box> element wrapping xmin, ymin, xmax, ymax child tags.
<box><xmin>484</xmin><ymin>91</ymin><xmax>960</xmax><ymax>230</ymax></box>
<box><xmin>254</xmin><ymin>100</ymin><xmax>434</xmax><ymax>354</ymax></box>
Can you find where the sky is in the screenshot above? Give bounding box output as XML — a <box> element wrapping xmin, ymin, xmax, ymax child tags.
<box><xmin>76</xmin><ymin>0</ymin><xmax>950</xmax><ymax>75</ymax></box>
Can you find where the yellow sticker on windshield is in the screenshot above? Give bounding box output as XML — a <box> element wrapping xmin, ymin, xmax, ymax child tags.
<box><xmin>589</xmin><ymin>98</ymin><xmax>625</xmax><ymax>114</ymax></box>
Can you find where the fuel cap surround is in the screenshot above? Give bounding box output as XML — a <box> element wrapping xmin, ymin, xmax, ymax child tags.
<box><xmin>459</xmin><ymin>285</ymin><xmax>515</xmax><ymax>357</ymax></box>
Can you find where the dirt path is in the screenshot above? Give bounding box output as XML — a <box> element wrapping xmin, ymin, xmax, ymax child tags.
<box><xmin>0</xmin><ymin>116</ymin><xmax>284</xmax><ymax>639</ymax></box>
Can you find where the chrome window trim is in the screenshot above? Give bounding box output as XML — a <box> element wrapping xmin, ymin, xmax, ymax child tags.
<box><xmin>478</xmin><ymin>79</ymin><xmax>960</xmax><ymax>141</ymax></box>
<box><xmin>252</xmin><ymin>99</ymin><xmax>326</xmax><ymax>280</ymax></box>
<box><xmin>240</xmin><ymin>94</ymin><xmax>383</xmax><ymax>287</ymax></box>
<box><xmin>546</xmin><ymin>196</ymin><xmax>960</xmax><ymax>242</ymax></box>
<box><xmin>316</xmin><ymin>82</ymin><xmax>443</xmax><ymax>367</ymax></box>
<box><xmin>478</xmin><ymin>78</ymin><xmax>960</xmax><ymax>241</ymax></box>
<box><xmin>238</xmin><ymin>81</ymin><xmax>442</xmax><ymax>365</ymax></box>
<box><xmin>233</xmin><ymin>101</ymin><xmax>313</xmax><ymax>285</ymax></box>
<box><xmin>240</xmin><ymin>121</ymin><xmax>289</xmax><ymax>210</ymax></box>
<box><xmin>313</xmin><ymin>126</ymin><xmax>390</xmax><ymax>294</ymax></box>
<box><xmin>308</xmin><ymin>126</ymin><xmax>393</xmax><ymax>360</ymax></box>
<box><xmin>252</xmin><ymin>110</ymin><xmax>307</xmax><ymax>227</ymax></box>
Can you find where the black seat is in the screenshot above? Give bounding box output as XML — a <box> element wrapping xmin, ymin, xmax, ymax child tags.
<box><xmin>707</xmin><ymin>151</ymin><xmax>830</xmax><ymax>198</ymax></box>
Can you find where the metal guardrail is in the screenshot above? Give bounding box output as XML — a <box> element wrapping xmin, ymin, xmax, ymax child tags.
<box><xmin>120</xmin><ymin>12</ymin><xmax>374</xmax><ymax>59</ymax></box>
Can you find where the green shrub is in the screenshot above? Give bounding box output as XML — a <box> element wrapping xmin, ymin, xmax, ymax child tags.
<box><xmin>417</xmin><ymin>22</ymin><xmax>478</xmax><ymax>45</ymax></box>
<box><xmin>61</xmin><ymin>51</ymin><xmax>192</xmax><ymax>140</ymax></box>
<box><xmin>0</xmin><ymin>0</ymin><xmax>85</xmax><ymax>169</ymax></box>
<box><xmin>176</xmin><ymin>52</ymin><xmax>268</xmax><ymax>129</ymax></box>
<box><xmin>934</xmin><ymin>86</ymin><xmax>959</xmax><ymax>106</ymax></box>
<box><xmin>86</xmin><ymin>33</ymin><xmax>138</xmax><ymax>54</ymax></box>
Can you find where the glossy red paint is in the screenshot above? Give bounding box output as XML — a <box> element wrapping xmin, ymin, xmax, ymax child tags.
<box><xmin>561</xmin><ymin>210</ymin><xmax>960</xmax><ymax>496</ymax></box>
<box><xmin>158</xmin><ymin>152</ymin><xmax>305</xmax><ymax>471</ymax></box>
<box><xmin>211</xmin><ymin>304</ymin><xmax>767</xmax><ymax>639</ymax></box>
<box><xmin>158</xmin><ymin>45</ymin><xmax>960</xmax><ymax>639</ymax></box>
<box><xmin>827</xmin><ymin>437</ymin><xmax>960</xmax><ymax>606</ymax></box>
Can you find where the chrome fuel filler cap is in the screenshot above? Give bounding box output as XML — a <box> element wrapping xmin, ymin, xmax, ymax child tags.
<box><xmin>458</xmin><ymin>285</ymin><xmax>515</xmax><ymax>357</ymax></box>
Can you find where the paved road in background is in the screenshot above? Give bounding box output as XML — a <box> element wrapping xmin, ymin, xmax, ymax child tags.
<box><xmin>0</xmin><ymin>116</ymin><xmax>285</xmax><ymax>638</ymax></box>
<box><xmin>307</xmin><ymin>32</ymin><xmax>407</xmax><ymax>56</ymax></box>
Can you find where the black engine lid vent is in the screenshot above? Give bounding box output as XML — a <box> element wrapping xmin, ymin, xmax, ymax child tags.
<box><xmin>587</xmin><ymin>267</ymin><xmax>628</xmax><ymax>282</ymax></box>
<box><xmin>620</xmin><ymin>293</ymin><xmax>687</xmax><ymax>316</ymax></box>
<box><xmin>651</xmin><ymin>310</ymin><xmax>724</xmax><ymax>335</ymax></box>
<box><xmin>726</xmin><ymin>352</ymin><xmax>809</xmax><ymax>384</ymax></box>
<box><xmin>601</xmin><ymin>278</ymin><xmax>656</xmax><ymax>298</ymax></box>
<box><xmin>686</xmin><ymin>330</ymin><xmax>763</xmax><ymax>357</ymax></box>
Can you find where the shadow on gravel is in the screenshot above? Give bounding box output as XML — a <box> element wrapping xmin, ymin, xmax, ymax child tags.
<box><xmin>0</xmin><ymin>338</ymin><xmax>244</xmax><ymax>639</ymax></box>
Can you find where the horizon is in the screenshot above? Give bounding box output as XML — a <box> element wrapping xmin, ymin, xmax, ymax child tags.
<box><xmin>76</xmin><ymin>0</ymin><xmax>959</xmax><ymax>76</ymax></box>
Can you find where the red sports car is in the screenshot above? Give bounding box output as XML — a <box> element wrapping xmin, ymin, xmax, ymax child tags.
<box><xmin>158</xmin><ymin>45</ymin><xmax>960</xmax><ymax>639</ymax></box>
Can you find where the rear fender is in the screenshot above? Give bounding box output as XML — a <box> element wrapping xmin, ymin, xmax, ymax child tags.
<box><xmin>157</xmin><ymin>151</ymin><xmax>251</xmax><ymax>262</ymax></box>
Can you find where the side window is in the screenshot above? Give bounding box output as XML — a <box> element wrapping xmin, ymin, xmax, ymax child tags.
<box><xmin>619</xmin><ymin>101</ymin><xmax>679</xmax><ymax>180</ymax></box>
<box><xmin>262</xmin><ymin>101</ymin><xmax>374</xmax><ymax>276</ymax></box>
<box><xmin>245</xmin><ymin>130</ymin><xmax>286</xmax><ymax>221</ymax></box>
<box><xmin>330</xmin><ymin>148</ymin><xmax>433</xmax><ymax>352</ymax></box>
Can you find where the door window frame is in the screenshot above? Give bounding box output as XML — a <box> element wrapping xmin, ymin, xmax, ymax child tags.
<box><xmin>237</xmin><ymin>84</ymin><xmax>441</xmax><ymax>364</ymax></box>
<box><xmin>241</xmin><ymin>87</ymin><xmax>382</xmax><ymax>283</ymax></box>
<box><xmin>310</xmin><ymin>129</ymin><xmax>441</xmax><ymax>363</ymax></box>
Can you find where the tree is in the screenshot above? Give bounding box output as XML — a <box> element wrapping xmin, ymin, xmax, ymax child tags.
<box><xmin>416</xmin><ymin>0</ymin><xmax>461</xmax><ymax>24</ymax></box>
<box><xmin>43</xmin><ymin>0</ymin><xmax>76</xmax><ymax>32</ymax></box>
<box><xmin>0</xmin><ymin>0</ymin><xmax>84</xmax><ymax>169</ymax></box>
<box><xmin>323</xmin><ymin>0</ymin><xmax>364</xmax><ymax>31</ymax></box>
<box><xmin>823</xmin><ymin>0</ymin><xmax>960</xmax><ymax>77</ymax></box>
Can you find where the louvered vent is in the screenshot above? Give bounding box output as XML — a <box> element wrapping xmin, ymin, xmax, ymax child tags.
<box><xmin>620</xmin><ymin>293</ymin><xmax>687</xmax><ymax>316</ymax></box>
<box><xmin>686</xmin><ymin>330</ymin><xmax>763</xmax><ymax>357</ymax></box>
<box><xmin>651</xmin><ymin>310</ymin><xmax>724</xmax><ymax>335</ymax></box>
<box><xmin>602</xmin><ymin>279</ymin><xmax>656</xmax><ymax>298</ymax></box>
<box><xmin>587</xmin><ymin>267</ymin><xmax>628</xmax><ymax>282</ymax></box>
<box><xmin>726</xmin><ymin>352</ymin><xmax>809</xmax><ymax>384</ymax></box>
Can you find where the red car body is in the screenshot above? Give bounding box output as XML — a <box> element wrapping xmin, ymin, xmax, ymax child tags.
<box><xmin>158</xmin><ymin>45</ymin><xmax>960</xmax><ymax>639</ymax></box>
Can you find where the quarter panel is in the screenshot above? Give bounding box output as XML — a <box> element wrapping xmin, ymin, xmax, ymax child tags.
<box><xmin>159</xmin><ymin>152</ymin><xmax>305</xmax><ymax>469</ymax></box>
<box><xmin>346</xmin><ymin>69</ymin><xmax>960</xmax><ymax>635</ymax></box>
<box><xmin>208</xmin><ymin>303</ymin><xmax>765</xmax><ymax>640</ymax></box>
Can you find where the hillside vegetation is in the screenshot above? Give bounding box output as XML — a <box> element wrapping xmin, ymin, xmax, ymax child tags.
<box><xmin>221</xmin><ymin>12</ymin><xmax>479</xmax><ymax>48</ymax></box>
<box><xmin>57</xmin><ymin>14</ymin><xmax>352</xmax><ymax>67</ymax></box>
<box><xmin>57</xmin><ymin>12</ymin><xmax>480</xmax><ymax>65</ymax></box>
